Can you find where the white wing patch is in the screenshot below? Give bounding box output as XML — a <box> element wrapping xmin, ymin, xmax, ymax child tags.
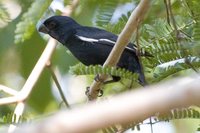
<box><xmin>99</xmin><ymin>39</ymin><xmax>115</xmax><ymax>44</ymax></box>
<box><xmin>75</xmin><ymin>35</ymin><xmax>136</xmax><ymax>52</ymax></box>
<box><xmin>75</xmin><ymin>35</ymin><xmax>98</xmax><ymax>42</ymax></box>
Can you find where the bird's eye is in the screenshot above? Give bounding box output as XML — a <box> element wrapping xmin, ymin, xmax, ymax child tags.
<box><xmin>48</xmin><ymin>22</ymin><xmax>56</xmax><ymax>29</ymax></box>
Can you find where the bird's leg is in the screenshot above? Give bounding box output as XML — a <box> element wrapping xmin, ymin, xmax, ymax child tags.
<box><xmin>95</xmin><ymin>75</ymin><xmax>121</xmax><ymax>84</ymax></box>
<box><xmin>85</xmin><ymin>76</ymin><xmax>121</xmax><ymax>97</ymax></box>
<box><xmin>95</xmin><ymin>75</ymin><xmax>121</xmax><ymax>85</ymax></box>
<box><xmin>85</xmin><ymin>74</ymin><xmax>104</xmax><ymax>97</ymax></box>
<box><xmin>103</xmin><ymin>76</ymin><xmax>121</xmax><ymax>85</ymax></box>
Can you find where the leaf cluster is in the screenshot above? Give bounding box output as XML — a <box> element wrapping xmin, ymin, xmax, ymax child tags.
<box><xmin>0</xmin><ymin>113</ymin><xmax>27</xmax><ymax>125</ymax></box>
<box><xmin>69</xmin><ymin>63</ymin><xmax>138</xmax><ymax>81</ymax></box>
<box><xmin>0</xmin><ymin>3</ymin><xmax>10</xmax><ymax>23</ymax></box>
<box><xmin>15</xmin><ymin>0</ymin><xmax>52</xmax><ymax>43</ymax></box>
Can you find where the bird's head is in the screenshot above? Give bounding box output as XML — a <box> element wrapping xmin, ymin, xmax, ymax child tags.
<box><xmin>38</xmin><ymin>16</ymin><xmax>80</xmax><ymax>43</ymax></box>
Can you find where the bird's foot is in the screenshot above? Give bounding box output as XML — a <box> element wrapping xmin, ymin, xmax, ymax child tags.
<box><xmin>98</xmin><ymin>89</ymin><xmax>103</xmax><ymax>97</ymax></box>
<box><xmin>85</xmin><ymin>87</ymin><xmax>90</xmax><ymax>96</ymax></box>
<box><xmin>85</xmin><ymin>86</ymin><xmax>103</xmax><ymax>97</ymax></box>
<box><xmin>94</xmin><ymin>74</ymin><xmax>104</xmax><ymax>82</ymax></box>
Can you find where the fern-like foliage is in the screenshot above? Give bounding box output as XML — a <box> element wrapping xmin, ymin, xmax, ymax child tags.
<box><xmin>153</xmin><ymin>56</ymin><xmax>200</xmax><ymax>81</ymax></box>
<box><xmin>141</xmin><ymin>19</ymin><xmax>194</xmax><ymax>67</ymax></box>
<box><xmin>94</xmin><ymin>0</ymin><xmax>134</xmax><ymax>32</ymax></box>
<box><xmin>94</xmin><ymin>0</ymin><xmax>119</xmax><ymax>28</ymax></box>
<box><xmin>15</xmin><ymin>0</ymin><xmax>52</xmax><ymax>44</ymax></box>
<box><xmin>94</xmin><ymin>1</ymin><xmax>199</xmax><ymax>83</ymax></box>
<box><xmin>69</xmin><ymin>63</ymin><xmax>138</xmax><ymax>81</ymax></box>
<box><xmin>64</xmin><ymin>0</ymin><xmax>71</xmax><ymax>6</ymax></box>
<box><xmin>92</xmin><ymin>0</ymin><xmax>200</xmax><ymax>83</ymax></box>
<box><xmin>105</xmin><ymin>11</ymin><xmax>131</xmax><ymax>34</ymax></box>
<box><xmin>187</xmin><ymin>0</ymin><xmax>200</xmax><ymax>56</ymax></box>
<box><xmin>157</xmin><ymin>108</ymin><xmax>200</xmax><ymax>121</ymax></box>
<box><xmin>102</xmin><ymin>126</ymin><xmax>118</xmax><ymax>133</ymax></box>
<box><xmin>0</xmin><ymin>113</ymin><xmax>12</xmax><ymax>125</ymax></box>
<box><xmin>106</xmin><ymin>108</ymin><xmax>200</xmax><ymax>133</ymax></box>
<box><xmin>139</xmin><ymin>17</ymin><xmax>200</xmax><ymax>81</ymax></box>
<box><xmin>0</xmin><ymin>113</ymin><xmax>27</xmax><ymax>125</ymax></box>
<box><xmin>0</xmin><ymin>3</ymin><xmax>10</xmax><ymax>23</ymax></box>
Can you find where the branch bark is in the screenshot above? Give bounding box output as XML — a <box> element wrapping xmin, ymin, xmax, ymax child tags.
<box><xmin>0</xmin><ymin>85</ymin><xmax>18</xmax><ymax>96</ymax></box>
<box><xmin>12</xmin><ymin>75</ymin><xmax>200</xmax><ymax>133</ymax></box>
<box><xmin>0</xmin><ymin>39</ymin><xmax>57</xmax><ymax>105</ymax></box>
<box><xmin>8</xmin><ymin>102</ymin><xmax>25</xmax><ymax>133</ymax></box>
<box><xmin>87</xmin><ymin>0</ymin><xmax>151</xmax><ymax>100</ymax></box>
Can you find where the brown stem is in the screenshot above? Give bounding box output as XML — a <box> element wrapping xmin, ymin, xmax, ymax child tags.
<box><xmin>87</xmin><ymin>0</ymin><xmax>151</xmax><ymax>101</ymax></box>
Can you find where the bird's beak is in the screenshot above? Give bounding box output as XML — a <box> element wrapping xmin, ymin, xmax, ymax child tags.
<box><xmin>38</xmin><ymin>24</ymin><xmax>49</xmax><ymax>34</ymax></box>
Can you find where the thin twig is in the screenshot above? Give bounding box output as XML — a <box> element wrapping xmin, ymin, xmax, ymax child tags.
<box><xmin>136</xmin><ymin>23</ymin><xmax>147</xmax><ymax>86</ymax></box>
<box><xmin>46</xmin><ymin>63</ymin><xmax>70</xmax><ymax>108</ymax></box>
<box><xmin>168</xmin><ymin>0</ymin><xmax>178</xmax><ymax>37</ymax></box>
<box><xmin>87</xmin><ymin>0</ymin><xmax>151</xmax><ymax>101</ymax></box>
<box><xmin>149</xmin><ymin>117</ymin><xmax>153</xmax><ymax>133</ymax></box>
<box><xmin>0</xmin><ymin>38</ymin><xmax>57</xmax><ymax>105</ymax></box>
<box><xmin>0</xmin><ymin>85</ymin><xmax>18</xmax><ymax>96</ymax></box>
<box><xmin>8</xmin><ymin>102</ymin><xmax>25</xmax><ymax>133</ymax></box>
<box><xmin>164</xmin><ymin>0</ymin><xmax>170</xmax><ymax>25</ymax></box>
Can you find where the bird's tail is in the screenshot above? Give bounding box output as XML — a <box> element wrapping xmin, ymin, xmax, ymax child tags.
<box><xmin>128</xmin><ymin>56</ymin><xmax>147</xmax><ymax>86</ymax></box>
<box><xmin>138</xmin><ymin>70</ymin><xmax>147</xmax><ymax>86</ymax></box>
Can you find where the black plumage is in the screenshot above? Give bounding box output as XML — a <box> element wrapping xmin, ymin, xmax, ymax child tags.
<box><xmin>38</xmin><ymin>16</ymin><xmax>147</xmax><ymax>86</ymax></box>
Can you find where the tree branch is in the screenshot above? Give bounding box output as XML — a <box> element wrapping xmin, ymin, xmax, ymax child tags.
<box><xmin>46</xmin><ymin>63</ymin><xmax>70</xmax><ymax>108</ymax></box>
<box><xmin>0</xmin><ymin>85</ymin><xmax>18</xmax><ymax>96</ymax></box>
<box><xmin>87</xmin><ymin>0</ymin><xmax>151</xmax><ymax>100</ymax></box>
<box><xmin>0</xmin><ymin>39</ymin><xmax>57</xmax><ymax>105</ymax></box>
<box><xmin>8</xmin><ymin>102</ymin><xmax>25</xmax><ymax>133</ymax></box>
<box><xmin>12</xmin><ymin>75</ymin><xmax>200</xmax><ymax>133</ymax></box>
<box><xmin>0</xmin><ymin>0</ymin><xmax>79</xmax><ymax>106</ymax></box>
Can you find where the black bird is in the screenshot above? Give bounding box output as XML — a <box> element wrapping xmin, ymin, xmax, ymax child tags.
<box><xmin>38</xmin><ymin>16</ymin><xmax>147</xmax><ymax>86</ymax></box>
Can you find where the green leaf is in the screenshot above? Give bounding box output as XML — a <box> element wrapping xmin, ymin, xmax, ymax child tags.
<box><xmin>69</xmin><ymin>63</ymin><xmax>138</xmax><ymax>81</ymax></box>
<box><xmin>0</xmin><ymin>3</ymin><xmax>10</xmax><ymax>23</ymax></box>
<box><xmin>153</xmin><ymin>57</ymin><xmax>200</xmax><ymax>82</ymax></box>
<box><xmin>94</xmin><ymin>0</ymin><xmax>119</xmax><ymax>28</ymax></box>
<box><xmin>158</xmin><ymin>108</ymin><xmax>200</xmax><ymax>121</ymax></box>
<box><xmin>15</xmin><ymin>0</ymin><xmax>52</xmax><ymax>44</ymax></box>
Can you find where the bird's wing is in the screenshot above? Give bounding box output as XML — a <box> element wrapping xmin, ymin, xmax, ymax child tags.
<box><xmin>75</xmin><ymin>26</ymin><xmax>137</xmax><ymax>53</ymax></box>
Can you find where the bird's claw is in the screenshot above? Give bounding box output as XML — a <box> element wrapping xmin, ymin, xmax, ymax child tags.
<box><xmin>94</xmin><ymin>74</ymin><xmax>104</xmax><ymax>82</ymax></box>
<box><xmin>98</xmin><ymin>89</ymin><xmax>103</xmax><ymax>97</ymax></box>
<box><xmin>85</xmin><ymin>86</ymin><xmax>90</xmax><ymax>96</ymax></box>
<box><xmin>85</xmin><ymin>86</ymin><xmax>103</xmax><ymax>97</ymax></box>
